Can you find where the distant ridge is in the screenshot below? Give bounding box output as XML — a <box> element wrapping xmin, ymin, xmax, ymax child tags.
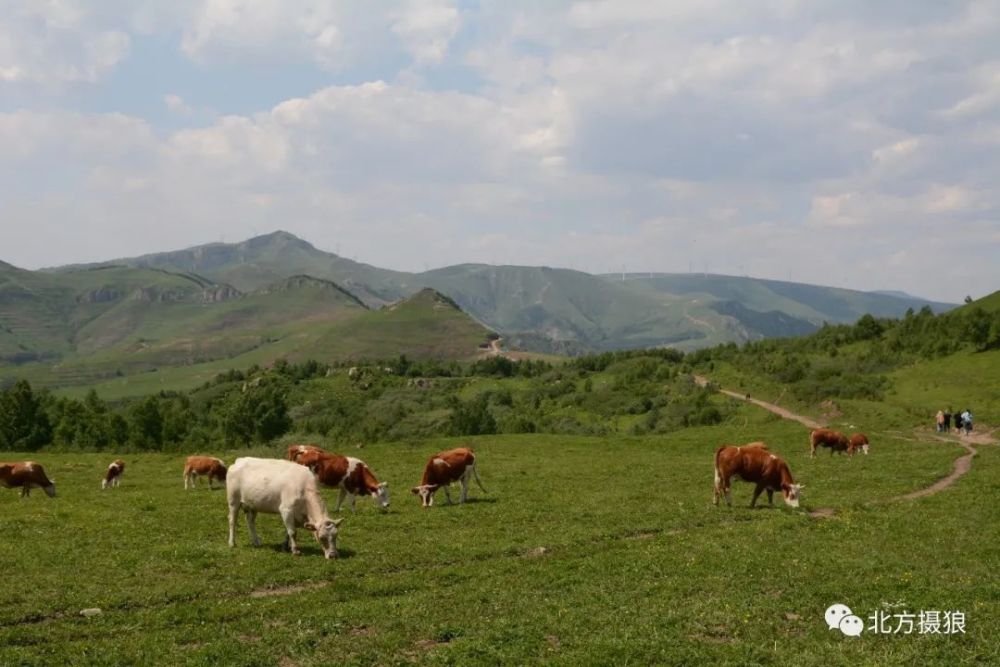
<box><xmin>29</xmin><ymin>230</ymin><xmax>959</xmax><ymax>356</ymax></box>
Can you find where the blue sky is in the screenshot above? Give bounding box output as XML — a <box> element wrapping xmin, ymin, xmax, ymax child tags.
<box><xmin>1</xmin><ymin>0</ymin><xmax>999</xmax><ymax>302</ymax></box>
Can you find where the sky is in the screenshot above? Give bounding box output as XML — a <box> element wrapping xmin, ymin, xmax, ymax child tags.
<box><xmin>1</xmin><ymin>1</ymin><xmax>999</xmax><ymax>302</ymax></box>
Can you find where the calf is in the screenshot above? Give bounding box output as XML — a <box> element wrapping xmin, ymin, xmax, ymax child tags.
<box><xmin>227</xmin><ymin>457</ymin><xmax>343</xmax><ymax>558</ymax></box>
<box><xmin>183</xmin><ymin>456</ymin><xmax>227</xmax><ymax>489</ymax></box>
<box><xmin>810</xmin><ymin>428</ymin><xmax>850</xmax><ymax>457</ymax></box>
<box><xmin>299</xmin><ymin>452</ymin><xmax>389</xmax><ymax>512</ymax></box>
<box><xmin>287</xmin><ymin>444</ymin><xmax>325</xmax><ymax>463</ymax></box>
<box><xmin>849</xmin><ymin>433</ymin><xmax>870</xmax><ymax>456</ymax></box>
<box><xmin>411</xmin><ymin>447</ymin><xmax>487</xmax><ymax>507</ymax></box>
<box><xmin>102</xmin><ymin>459</ymin><xmax>125</xmax><ymax>489</ymax></box>
<box><xmin>714</xmin><ymin>442</ymin><xmax>802</xmax><ymax>508</ymax></box>
<box><xmin>0</xmin><ymin>461</ymin><xmax>56</xmax><ymax>498</ymax></box>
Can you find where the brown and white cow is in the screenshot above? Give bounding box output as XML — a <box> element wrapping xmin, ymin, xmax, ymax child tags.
<box><xmin>0</xmin><ymin>461</ymin><xmax>56</xmax><ymax>498</ymax></box>
<box><xmin>287</xmin><ymin>444</ymin><xmax>325</xmax><ymax>463</ymax></box>
<box><xmin>294</xmin><ymin>450</ymin><xmax>389</xmax><ymax>512</ymax></box>
<box><xmin>102</xmin><ymin>459</ymin><xmax>125</xmax><ymax>489</ymax></box>
<box><xmin>713</xmin><ymin>442</ymin><xmax>802</xmax><ymax>508</ymax></box>
<box><xmin>183</xmin><ymin>456</ymin><xmax>227</xmax><ymax>489</ymax></box>
<box><xmin>810</xmin><ymin>428</ymin><xmax>850</xmax><ymax>457</ymax></box>
<box><xmin>411</xmin><ymin>447</ymin><xmax>487</xmax><ymax>507</ymax></box>
<box><xmin>848</xmin><ymin>433</ymin><xmax>870</xmax><ymax>456</ymax></box>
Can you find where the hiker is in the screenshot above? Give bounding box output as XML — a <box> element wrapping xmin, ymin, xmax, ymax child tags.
<box><xmin>935</xmin><ymin>410</ymin><xmax>945</xmax><ymax>433</ymax></box>
<box><xmin>961</xmin><ymin>409</ymin><xmax>973</xmax><ymax>435</ymax></box>
<box><xmin>943</xmin><ymin>409</ymin><xmax>952</xmax><ymax>433</ymax></box>
<box><xmin>954</xmin><ymin>410</ymin><xmax>965</xmax><ymax>434</ymax></box>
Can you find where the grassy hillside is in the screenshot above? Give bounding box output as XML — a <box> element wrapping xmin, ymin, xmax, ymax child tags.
<box><xmin>292</xmin><ymin>288</ymin><xmax>494</xmax><ymax>362</ymax></box>
<box><xmin>43</xmin><ymin>231</ymin><xmax>959</xmax><ymax>355</ymax></box>
<box><xmin>52</xmin><ymin>231</ymin><xmax>413</xmax><ymax>307</ymax></box>
<box><xmin>613</xmin><ymin>273</ymin><xmax>954</xmax><ymax>324</ymax></box>
<box><xmin>1</xmin><ymin>428</ymin><xmax>996</xmax><ymax>665</ymax></box>
<box><xmin>1</xmin><ymin>262</ymin><xmax>496</xmax><ymax>394</ymax></box>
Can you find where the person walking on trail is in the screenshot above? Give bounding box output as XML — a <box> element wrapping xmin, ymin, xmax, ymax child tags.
<box><xmin>936</xmin><ymin>410</ymin><xmax>945</xmax><ymax>433</ymax></box>
<box><xmin>961</xmin><ymin>409</ymin><xmax>973</xmax><ymax>435</ymax></box>
<box><xmin>943</xmin><ymin>409</ymin><xmax>952</xmax><ymax>433</ymax></box>
<box><xmin>954</xmin><ymin>410</ymin><xmax>964</xmax><ymax>434</ymax></box>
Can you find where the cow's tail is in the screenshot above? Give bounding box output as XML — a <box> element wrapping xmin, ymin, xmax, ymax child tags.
<box><xmin>713</xmin><ymin>446</ymin><xmax>725</xmax><ymax>486</ymax></box>
<box><xmin>471</xmin><ymin>461</ymin><xmax>488</xmax><ymax>494</ymax></box>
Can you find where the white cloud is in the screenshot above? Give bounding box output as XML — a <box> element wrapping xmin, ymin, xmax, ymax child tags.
<box><xmin>0</xmin><ymin>1</ymin><xmax>130</xmax><ymax>84</ymax></box>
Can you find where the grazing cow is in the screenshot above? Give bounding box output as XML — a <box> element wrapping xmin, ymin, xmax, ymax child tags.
<box><xmin>298</xmin><ymin>452</ymin><xmax>389</xmax><ymax>512</ymax></box>
<box><xmin>411</xmin><ymin>447</ymin><xmax>487</xmax><ymax>507</ymax></box>
<box><xmin>849</xmin><ymin>433</ymin><xmax>870</xmax><ymax>456</ymax></box>
<box><xmin>287</xmin><ymin>444</ymin><xmax>325</xmax><ymax>463</ymax></box>
<box><xmin>0</xmin><ymin>461</ymin><xmax>56</xmax><ymax>498</ymax></box>
<box><xmin>102</xmin><ymin>459</ymin><xmax>125</xmax><ymax>489</ymax></box>
<box><xmin>713</xmin><ymin>442</ymin><xmax>802</xmax><ymax>508</ymax></box>
<box><xmin>183</xmin><ymin>456</ymin><xmax>227</xmax><ymax>489</ymax></box>
<box><xmin>810</xmin><ymin>428</ymin><xmax>850</xmax><ymax>457</ymax></box>
<box><xmin>226</xmin><ymin>457</ymin><xmax>343</xmax><ymax>558</ymax></box>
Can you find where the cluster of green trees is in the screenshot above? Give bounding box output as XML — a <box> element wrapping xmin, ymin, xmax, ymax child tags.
<box><xmin>3</xmin><ymin>301</ymin><xmax>995</xmax><ymax>452</ymax></box>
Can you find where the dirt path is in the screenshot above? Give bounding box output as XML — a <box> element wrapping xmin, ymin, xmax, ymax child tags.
<box><xmin>693</xmin><ymin>374</ymin><xmax>994</xmax><ymax>514</ymax></box>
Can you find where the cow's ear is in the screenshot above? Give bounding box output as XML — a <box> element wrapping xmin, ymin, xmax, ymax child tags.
<box><xmin>379</xmin><ymin>482</ymin><xmax>388</xmax><ymax>488</ymax></box>
<box><xmin>411</xmin><ymin>486</ymin><xmax>420</xmax><ymax>495</ymax></box>
<box><xmin>330</xmin><ymin>518</ymin><xmax>344</xmax><ymax>528</ymax></box>
<box><xmin>304</xmin><ymin>522</ymin><xmax>316</xmax><ymax>531</ymax></box>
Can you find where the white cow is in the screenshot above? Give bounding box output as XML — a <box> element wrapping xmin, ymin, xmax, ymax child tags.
<box><xmin>226</xmin><ymin>457</ymin><xmax>343</xmax><ymax>558</ymax></box>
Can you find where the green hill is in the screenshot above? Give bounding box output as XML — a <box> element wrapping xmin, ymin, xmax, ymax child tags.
<box><xmin>1</xmin><ymin>261</ymin><xmax>493</xmax><ymax>394</ymax></box>
<box><xmin>47</xmin><ymin>232</ymin><xmax>960</xmax><ymax>354</ymax></box>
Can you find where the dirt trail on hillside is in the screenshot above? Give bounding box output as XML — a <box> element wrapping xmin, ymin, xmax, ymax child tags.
<box><xmin>693</xmin><ymin>374</ymin><xmax>995</xmax><ymax>515</ymax></box>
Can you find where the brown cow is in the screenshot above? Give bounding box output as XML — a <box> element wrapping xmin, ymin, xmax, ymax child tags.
<box><xmin>848</xmin><ymin>433</ymin><xmax>870</xmax><ymax>456</ymax></box>
<box><xmin>287</xmin><ymin>444</ymin><xmax>325</xmax><ymax>463</ymax></box>
<box><xmin>810</xmin><ymin>428</ymin><xmax>850</xmax><ymax>457</ymax></box>
<box><xmin>0</xmin><ymin>461</ymin><xmax>56</xmax><ymax>498</ymax></box>
<box><xmin>102</xmin><ymin>459</ymin><xmax>125</xmax><ymax>489</ymax></box>
<box><xmin>713</xmin><ymin>442</ymin><xmax>802</xmax><ymax>508</ymax></box>
<box><xmin>183</xmin><ymin>456</ymin><xmax>227</xmax><ymax>489</ymax></box>
<box><xmin>296</xmin><ymin>452</ymin><xmax>389</xmax><ymax>512</ymax></box>
<box><xmin>411</xmin><ymin>447</ymin><xmax>487</xmax><ymax>507</ymax></box>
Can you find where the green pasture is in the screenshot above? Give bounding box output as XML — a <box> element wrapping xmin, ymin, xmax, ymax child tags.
<box><xmin>2</xmin><ymin>423</ymin><xmax>996</xmax><ymax>665</ymax></box>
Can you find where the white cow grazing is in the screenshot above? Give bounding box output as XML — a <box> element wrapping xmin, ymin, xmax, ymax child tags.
<box><xmin>226</xmin><ymin>457</ymin><xmax>343</xmax><ymax>558</ymax></box>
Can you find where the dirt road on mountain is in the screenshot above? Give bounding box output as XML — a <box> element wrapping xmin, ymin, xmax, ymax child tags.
<box><xmin>693</xmin><ymin>374</ymin><xmax>995</xmax><ymax>514</ymax></box>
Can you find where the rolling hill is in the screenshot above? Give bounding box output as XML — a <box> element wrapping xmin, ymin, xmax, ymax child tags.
<box><xmin>1</xmin><ymin>262</ymin><xmax>492</xmax><ymax>393</ymax></box>
<box><xmin>51</xmin><ymin>231</ymin><xmax>956</xmax><ymax>354</ymax></box>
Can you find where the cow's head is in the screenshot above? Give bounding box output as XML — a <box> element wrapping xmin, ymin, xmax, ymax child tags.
<box><xmin>411</xmin><ymin>484</ymin><xmax>439</xmax><ymax>507</ymax></box>
<box><xmin>216</xmin><ymin>465</ymin><xmax>228</xmax><ymax>481</ymax></box>
<box><xmin>372</xmin><ymin>482</ymin><xmax>390</xmax><ymax>509</ymax></box>
<box><xmin>43</xmin><ymin>481</ymin><xmax>56</xmax><ymax>498</ymax></box>
<box><xmin>304</xmin><ymin>518</ymin><xmax>343</xmax><ymax>559</ymax></box>
<box><xmin>782</xmin><ymin>483</ymin><xmax>803</xmax><ymax>508</ymax></box>
<box><xmin>860</xmin><ymin>443</ymin><xmax>869</xmax><ymax>455</ymax></box>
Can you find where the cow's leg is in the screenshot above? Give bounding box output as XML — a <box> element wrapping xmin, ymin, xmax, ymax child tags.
<box><xmin>766</xmin><ymin>489</ymin><xmax>774</xmax><ymax>506</ymax></box>
<box><xmin>246</xmin><ymin>510</ymin><xmax>262</xmax><ymax>547</ymax></box>
<box><xmin>810</xmin><ymin>442</ymin><xmax>816</xmax><ymax>458</ymax></box>
<box><xmin>751</xmin><ymin>484</ymin><xmax>764</xmax><ymax>508</ymax></box>
<box><xmin>722</xmin><ymin>475</ymin><xmax>732</xmax><ymax>506</ymax></box>
<box><xmin>443</xmin><ymin>485</ymin><xmax>453</xmax><ymax>505</ymax></box>
<box><xmin>335</xmin><ymin>488</ymin><xmax>347</xmax><ymax>512</ymax></box>
<box><xmin>227</xmin><ymin>501</ymin><xmax>240</xmax><ymax>547</ymax></box>
<box><xmin>350</xmin><ymin>492</ymin><xmax>357</xmax><ymax>513</ymax></box>
<box><xmin>280</xmin><ymin>508</ymin><xmax>300</xmax><ymax>555</ymax></box>
<box><xmin>21</xmin><ymin>486</ymin><xmax>29</xmax><ymax>498</ymax></box>
<box><xmin>459</xmin><ymin>473</ymin><xmax>469</xmax><ymax>503</ymax></box>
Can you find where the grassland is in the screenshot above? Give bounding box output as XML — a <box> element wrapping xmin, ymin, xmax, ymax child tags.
<box><xmin>2</xmin><ymin>406</ymin><xmax>997</xmax><ymax>665</ymax></box>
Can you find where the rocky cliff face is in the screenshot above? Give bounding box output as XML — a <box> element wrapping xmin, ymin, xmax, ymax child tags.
<box><xmin>199</xmin><ymin>285</ymin><xmax>241</xmax><ymax>303</ymax></box>
<box><xmin>77</xmin><ymin>288</ymin><xmax>123</xmax><ymax>304</ymax></box>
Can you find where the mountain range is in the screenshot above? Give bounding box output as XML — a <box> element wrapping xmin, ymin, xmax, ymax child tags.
<box><xmin>2</xmin><ymin>230</ymin><xmax>955</xmax><ymax>392</ymax></box>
